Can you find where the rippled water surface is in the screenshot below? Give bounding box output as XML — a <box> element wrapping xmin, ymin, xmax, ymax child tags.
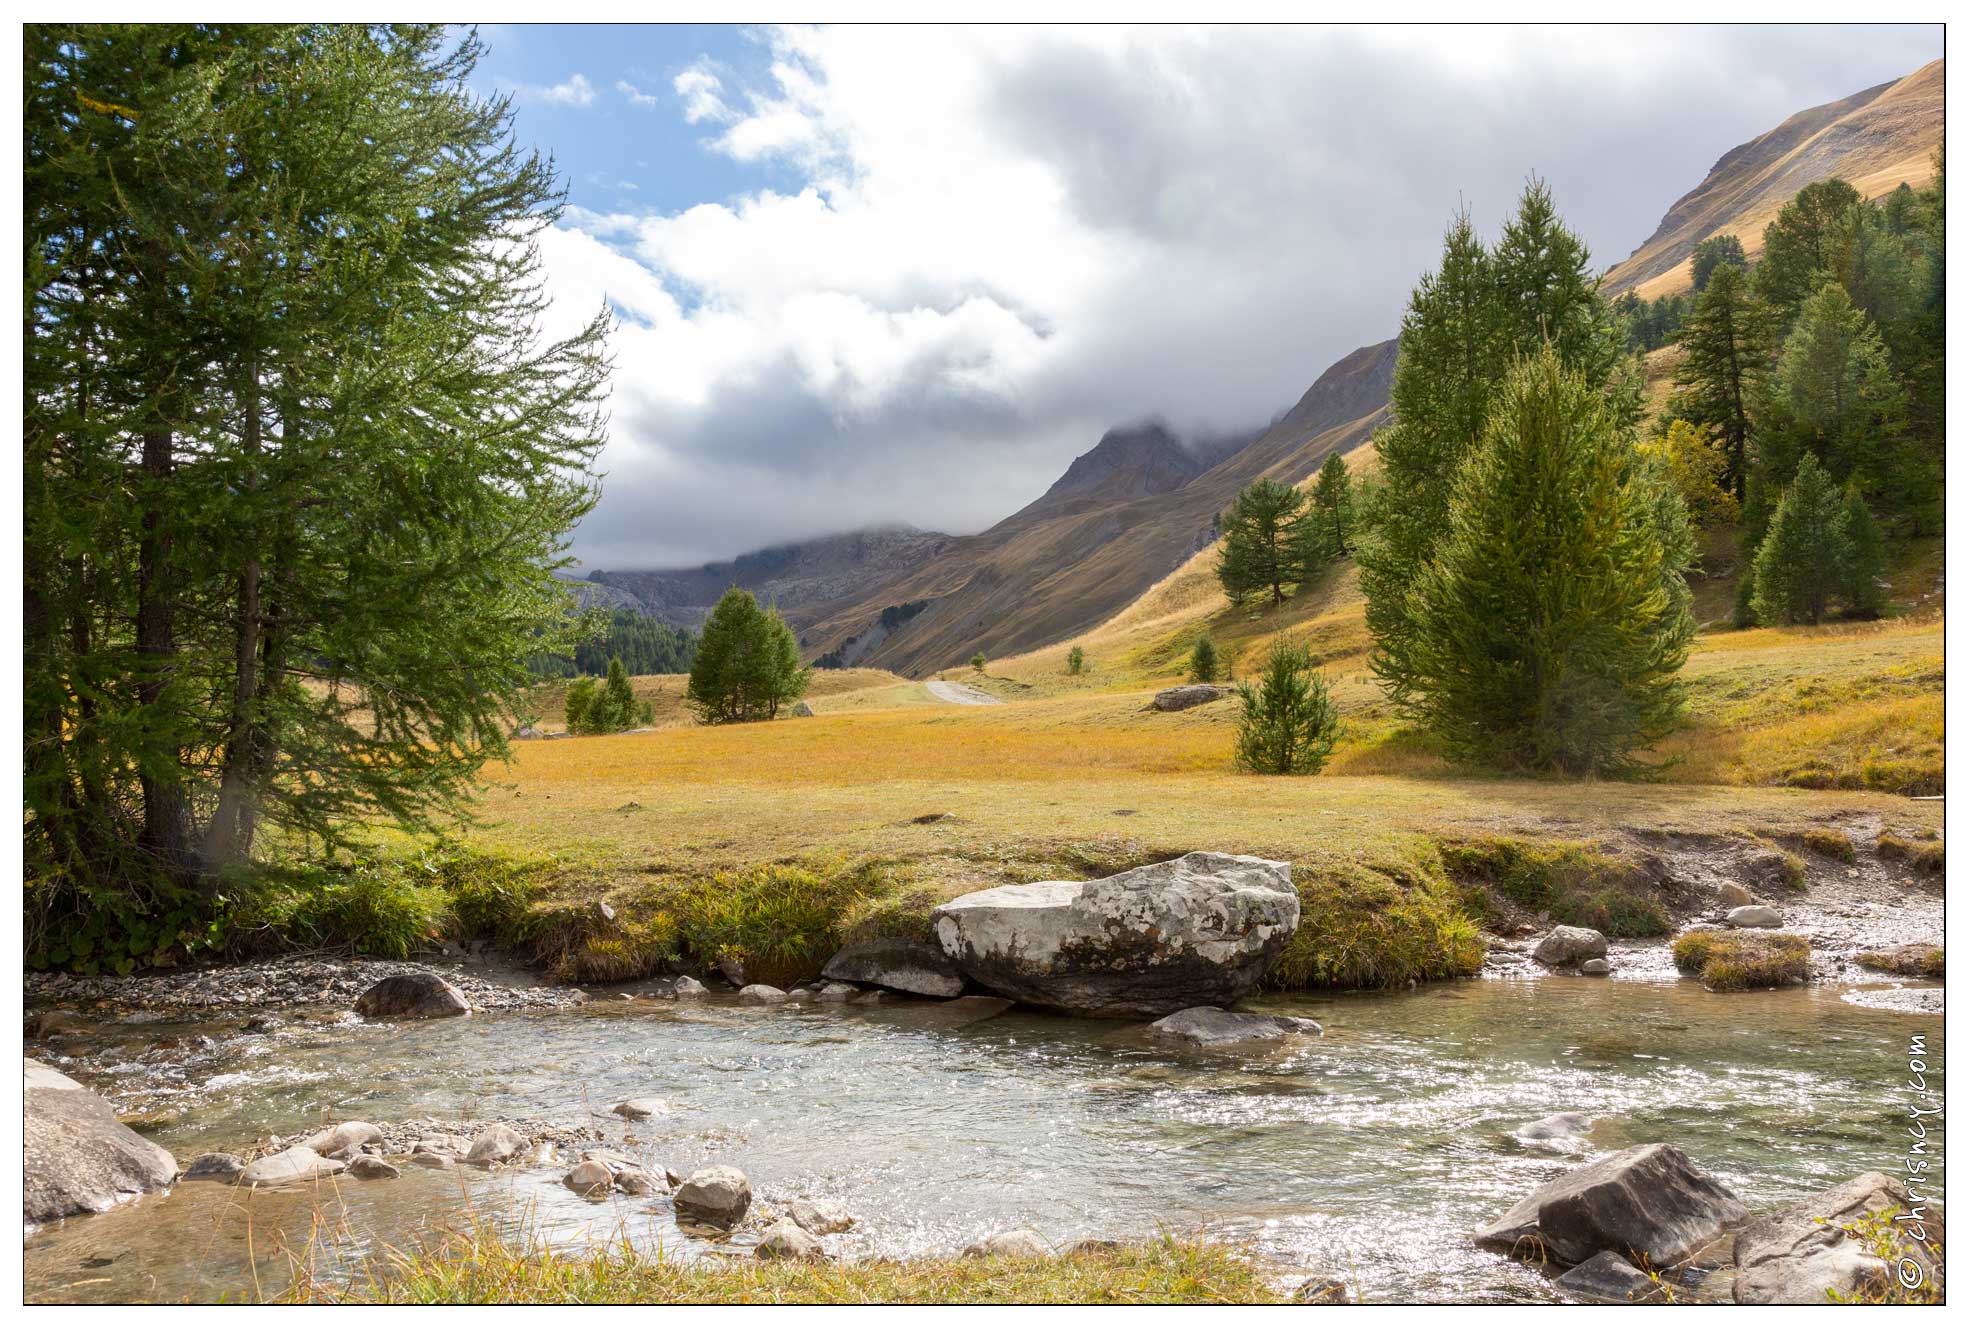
<box><xmin>25</xmin><ymin>977</ymin><xmax>1941</xmax><ymax>1303</ymax></box>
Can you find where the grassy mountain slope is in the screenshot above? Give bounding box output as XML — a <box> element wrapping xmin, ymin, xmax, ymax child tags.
<box><xmin>1605</xmin><ymin>58</ymin><xmax>1942</xmax><ymax>300</ymax></box>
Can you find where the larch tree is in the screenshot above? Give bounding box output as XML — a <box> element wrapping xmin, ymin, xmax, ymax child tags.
<box><xmin>1749</xmin><ymin>454</ymin><xmax>1849</xmax><ymax>626</ymax></box>
<box><xmin>1670</xmin><ymin>261</ymin><xmax>1774</xmax><ymax>501</ymax></box>
<box><xmin>25</xmin><ymin>26</ymin><xmax>611</xmax><ymax>934</ymax></box>
<box><xmin>1218</xmin><ymin>477</ymin><xmax>1309</xmax><ymax>606</ymax></box>
<box><xmin>1403</xmin><ymin>347</ymin><xmax>1695</xmax><ymax>775</ymax></box>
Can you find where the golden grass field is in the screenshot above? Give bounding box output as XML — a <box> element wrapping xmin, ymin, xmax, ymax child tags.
<box><xmin>467</xmin><ymin>533</ymin><xmax>1943</xmax><ymax>915</ymax></box>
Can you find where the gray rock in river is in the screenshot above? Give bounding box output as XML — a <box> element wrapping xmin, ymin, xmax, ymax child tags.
<box><xmin>1148</xmin><ymin>1006</ymin><xmax>1322</xmax><ymax>1046</ymax></box>
<box><xmin>1150</xmin><ymin>684</ymin><xmax>1233</xmax><ymax>712</ymax></box>
<box><xmin>24</xmin><ymin>1058</ymin><xmax>179</xmax><ymax>1222</ymax></box>
<box><xmin>1532</xmin><ymin>926</ymin><xmax>1608</xmax><ymax>967</ymax></box>
<box><xmin>965</xmin><ymin>1229</ymin><xmax>1052</xmax><ymax>1259</ymax></box>
<box><xmin>182</xmin><ymin>1152</ymin><xmax>248</xmax><ymax>1183</ymax></box>
<box><xmin>1555</xmin><ymin>1250</ymin><xmax>1665</xmax><ymax>1304</ymax></box>
<box><xmin>241</xmin><ymin>1145</ymin><xmax>345</xmax><ymax>1187</ymax></box>
<box><xmin>822</xmin><ymin>938</ymin><xmax>966</xmax><ymax>998</ymax></box>
<box><xmin>674</xmin><ymin>1165</ymin><xmax>752</xmax><ymax>1228</ymax></box>
<box><xmin>784</xmin><ymin>1198</ymin><xmax>856</xmax><ymax>1235</ymax></box>
<box><xmin>1734</xmin><ymin>1172</ymin><xmax>1940</xmax><ymax>1303</ymax></box>
<box><xmin>1727</xmin><ymin>904</ymin><xmax>1783</xmax><ymax>929</ymax></box>
<box><xmin>353</xmin><ymin>972</ymin><xmax>471</xmax><ymax>1020</ymax></box>
<box><xmin>738</xmin><ymin>984</ymin><xmax>788</xmax><ymax>1004</ymax></box>
<box><xmin>302</xmin><ymin>1121</ymin><xmax>383</xmax><ymax>1156</ymax></box>
<box><xmin>671</xmin><ymin>976</ymin><xmax>709</xmax><ymax>999</ymax></box>
<box><xmin>931</xmin><ymin>852</ymin><xmax>1300</xmax><ymax>1018</ymax></box>
<box><xmin>1514</xmin><ymin>1112</ymin><xmax>1593</xmax><ymax>1142</ymax></box>
<box><xmin>1580</xmin><ymin>959</ymin><xmax>1611</xmax><ymax>976</ymax></box>
<box><xmin>1475</xmin><ymin>1142</ymin><xmax>1747</xmax><ymax>1268</ymax></box>
<box><xmin>463</xmin><ymin>1124</ymin><xmax>529</xmax><ymax>1165</ymax></box>
<box><xmin>756</xmin><ymin>1216</ymin><xmax>825</xmax><ymax>1260</ymax></box>
<box><xmin>563</xmin><ymin>1160</ymin><xmax>614</xmax><ymax>1196</ymax></box>
<box><xmin>346</xmin><ymin>1156</ymin><xmax>400</xmax><ymax>1181</ymax></box>
<box><xmin>812</xmin><ymin>982</ymin><xmax>859</xmax><ymax>1003</ymax></box>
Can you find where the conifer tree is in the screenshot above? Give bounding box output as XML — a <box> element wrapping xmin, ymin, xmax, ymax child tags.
<box><xmin>1404</xmin><ymin>347</ymin><xmax>1695</xmax><ymax>774</ymax></box>
<box><xmin>1188</xmin><ymin>636</ymin><xmax>1221</xmax><ymax>684</ymax></box>
<box><xmin>1690</xmin><ymin>233</ymin><xmax>1748</xmax><ymax>291</ymax></box>
<box><xmin>1755</xmin><ymin>178</ymin><xmax>1864</xmax><ymax>327</ymax></box>
<box><xmin>1749</xmin><ymin>455</ymin><xmax>1849</xmax><ymax>626</ymax></box>
<box><xmin>1066</xmin><ymin>646</ymin><xmax>1086</xmax><ymax>675</ymax></box>
<box><xmin>1838</xmin><ymin>483</ymin><xmax>1888</xmax><ymax>620</ymax></box>
<box><xmin>1232</xmin><ymin>638</ymin><xmax>1339</xmax><ymax>776</ymax></box>
<box><xmin>1768</xmin><ymin>282</ymin><xmax>1905</xmax><ymax>488</ymax></box>
<box><xmin>1218</xmin><ymin>477</ymin><xmax>1309</xmax><ymax>605</ymax></box>
<box><xmin>1306</xmin><ymin>452</ymin><xmax>1356</xmax><ymax>562</ymax></box>
<box><xmin>1670</xmin><ymin>262</ymin><xmax>1774</xmax><ymax>501</ymax></box>
<box><xmin>686</xmin><ymin>589</ymin><xmax>813</xmax><ymax>723</ymax></box>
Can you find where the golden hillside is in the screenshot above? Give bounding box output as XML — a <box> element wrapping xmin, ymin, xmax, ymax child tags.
<box><xmin>1606</xmin><ymin>59</ymin><xmax>1941</xmax><ymax>301</ymax></box>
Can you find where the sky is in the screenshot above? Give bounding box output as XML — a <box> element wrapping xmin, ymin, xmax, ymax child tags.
<box><xmin>469</xmin><ymin>23</ymin><xmax>1943</xmax><ymax>570</ymax></box>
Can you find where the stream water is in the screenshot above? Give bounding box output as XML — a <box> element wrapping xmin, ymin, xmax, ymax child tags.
<box><xmin>24</xmin><ymin>976</ymin><xmax>1942</xmax><ymax>1303</ymax></box>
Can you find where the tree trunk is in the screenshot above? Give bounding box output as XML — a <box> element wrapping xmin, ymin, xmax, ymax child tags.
<box><xmin>136</xmin><ymin>426</ymin><xmax>195</xmax><ymax>880</ymax></box>
<box><xmin>205</xmin><ymin>360</ymin><xmax>264</xmax><ymax>865</ymax></box>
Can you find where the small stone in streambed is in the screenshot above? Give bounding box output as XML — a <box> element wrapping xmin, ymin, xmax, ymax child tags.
<box><xmin>612</xmin><ymin>1099</ymin><xmax>667</xmax><ymax>1120</ymax></box>
<box><xmin>964</xmin><ymin>1229</ymin><xmax>1052</xmax><ymax>1259</ymax></box>
<box><xmin>738</xmin><ymin>985</ymin><xmax>788</xmax><ymax>1004</ymax></box>
<box><xmin>301</xmin><ymin>1121</ymin><xmax>383</xmax><ymax>1156</ymax></box>
<box><xmin>407</xmin><ymin>1149</ymin><xmax>453</xmax><ymax>1169</ymax></box>
<box><xmin>182</xmin><ymin>1153</ymin><xmax>248</xmax><ymax>1183</ymax></box>
<box><xmin>563</xmin><ymin>1160</ymin><xmax>614</xmax><ymax>1196</ymax></box>
<box><xmin>1727</xmin><ymin>905</ymin><xmax>1783</xmax><ymax>929</ymax></box>
<box><xmin>1555</xmin><ymin>1250</ymin><xmax>1664</xmax><ymax>1304</ymax></box>
<box><xmin>463</xmin><ymin>1124</ymin><xmax>529</xmax><ymax>1165</ymax></box>
<box><xmin>755</xmin><ymin>1216</ymin><xmax>825</xmax><ymax>1261</ymax></box>
<box><xmin>1148</xmin><ymin>1006</ymin><xmax>1321</xmax><ymax>1046</ymax></box>
<box><xmin>1532</xmin><ymin>926</ymin><xmax>1608</xmax><ymax>967</ymax></box>
<box><xmin>613</xmin><ymin>1166</ymin><xmax>661</xmax><ymax>1196</ymax></box>
<box><xmin>240</xmin><ymin>1145</ymin><xmax>345</xmax><ymax>1187</ymax></box>
<box><xmin>673</xmin><ymin>1165</ymin><xmax>751</xmax><ymax>1229</ymax></box>
<box><xmin>346</xmin><ymin>1156</ymin><xmax>399</xmax><ymax>1181</ymax></box>
<box><xmin>671</xmin><ymin>976</ymin><xmax>709</xmax><ymax>999</ymax></box>
<box><xmin>1581</xmin><ymin>959</ymin><xmax>1611</xmax><ymax>976</ymax></box>
<box><xmin>784</xmin><ymin>1199</ymin><xmax>855</xmax><ymax>1235</ymax></box>
<box><xmin>812</xmin><ymin>982</ymin><xmax>858</xmax><ymax>1003</ymax></box>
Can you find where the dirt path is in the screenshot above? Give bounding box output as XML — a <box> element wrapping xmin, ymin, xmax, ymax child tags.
<box><xmin>926</xmin><ymin>679</ymin><xmax>1002</xmax><ymax>706</ymax></box>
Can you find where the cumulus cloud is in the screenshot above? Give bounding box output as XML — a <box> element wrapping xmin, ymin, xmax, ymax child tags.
<box><xmin>521</xmin><ymin>71</ymin><xmax>596</xmax><ymax>107</ymax></box>
<box><xmin>546</xmin><ymin>24</ymin><xmax>1939</xmax><ymax>568</ymax></box>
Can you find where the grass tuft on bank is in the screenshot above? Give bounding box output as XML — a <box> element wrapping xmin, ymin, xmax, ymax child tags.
<box><xmin>296</xmin><ymin>1228</ymin><xmax>1282</xmax><ymax>1305</ymax></box>
<box><xmin>1441</xmin><ymin>838</ymin><xmax>1670</xmax><ymax>937</ymax></box>
<box><xmin>1671</xmin><ymin>930</ymin><xmax>1812</xmax><ymax>990</ymax></box>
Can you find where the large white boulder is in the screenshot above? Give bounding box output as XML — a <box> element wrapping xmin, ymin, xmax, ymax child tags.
<box><xmin>931</xmin><ymin>853</ymin><xmax>1299</xmax><ymax>1018</ymax></box>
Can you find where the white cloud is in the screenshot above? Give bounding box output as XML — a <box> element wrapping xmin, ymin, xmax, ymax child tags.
<box><xmin>616</xmin><ymin>78</ymin><xmax>662</xmax><ymax>108</ymax></box>
<box><xmin>674</xmin><ymin>65</ymin><xmax>736</xmax><ymax>125</ymax></box>
<box><xmin>544</xmin><ymin>24</ymin><xmax>1940</xmax><ymax>568</ymax></box>
<box><xmin>520</xmin><ymin>72</ymin><xmax>596</xmax><ymax>107</ymax></box>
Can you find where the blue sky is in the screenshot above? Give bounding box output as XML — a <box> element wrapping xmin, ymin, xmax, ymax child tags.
<box><xmin>470</xmin><ymin>24</ymin><xmax>784</xmax><ymax>217</ymax></box>
<box><xmin>468</xmin><ymin>24</ymin><xmax>1943</xmax><ymax>570</ymax></box>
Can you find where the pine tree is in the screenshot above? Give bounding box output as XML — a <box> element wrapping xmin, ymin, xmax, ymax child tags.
<box><xmin>1755</xmin><ymin>178</ymin><xmax>1864</xmax><ymax>327</ymax></box>
<box><xmin>1768</xmin><ymin>282</ymin><xmax>1907</xmax><ymax>487</ymax></box>
<box><xmin>24</xmin><ymin>27</ymin><xmax>611</xmax><ymax>909</ymax></box>
<box><xmin>1306</xmin><ymin>452</ymin><xmax>1356</xmax><ymax>562</ymax></box>
<box><xmin>1670</xmin><ymin>262</ymin><xmax>1774</xmax><ymax>501</ymax></box>
<box><xmin>1066</xmin><ymin>646</ymin><xmax>1086</xmax><ymax>675</ymax></box>
<box><xmin>1188</xmin><ymin>636</ymin><xmax>1221</xmax><ymax>684</ymax></box>
<box><xmin>1690</xmin><ymin>233</ymin><xmax>1748</xmax><ymax>291</ymax></box>
<box><xmin>1838</xmin><ymin>483</ymin><xmax>1888</xmax><ymax>620</ymax></box>
<box><xmin>1362</xmin><ymin>182</ymin><xmax>1638</xmax><ymax>712</ymax></box>
<box><xmin>1750</xmin><ymin>455</ymin><xmax>1849</xmax><ymax>626</ymax></box>
<box><xmin>686</xmin><ymin>589</ymin><xmax>813</xmax><ymax>723</ymax></box>
<box><xmin>565</xmin><ymin>678</ymin><xmax>599</xmax><ymax>733</ymax></box>
<box><xmin>1218</xmin><ymin>477</ymin><xmax>1309</xmax><ymax>605</ymax></box>
<box><xmin>1232</xmin><ymin>638</ymin><xmax>1339</xmax><ymax>776</ymax></box>
<box><xmin>1404</xmin><ymin>347</ymin><xmax>1695</xmax><ymax>774</ymax></box>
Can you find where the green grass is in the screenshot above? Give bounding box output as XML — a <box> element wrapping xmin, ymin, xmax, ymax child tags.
<box><xmin>1800</xmin><ymin>828</ymin><xmax>1857</xmax><ymax>863</ymax></box>
<box><xmin>1440</xmin><ymin>838</ymin><xmax>1671</xmax><ymax>937</ymax></box>
<box><xmin>295</xmin><ymin>1227</ymin><xmax>1282</xmax><ymax>1305</ymax></box>
<box><xmin>1265</xmin><ymin>846</ymin><xmax>1486</xmax><ymax>990</ymax></box>
<box><xmin>1671</xmin><ymin>930</ymin><xmax>1812</xmax><ymax>990</ymax></box>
